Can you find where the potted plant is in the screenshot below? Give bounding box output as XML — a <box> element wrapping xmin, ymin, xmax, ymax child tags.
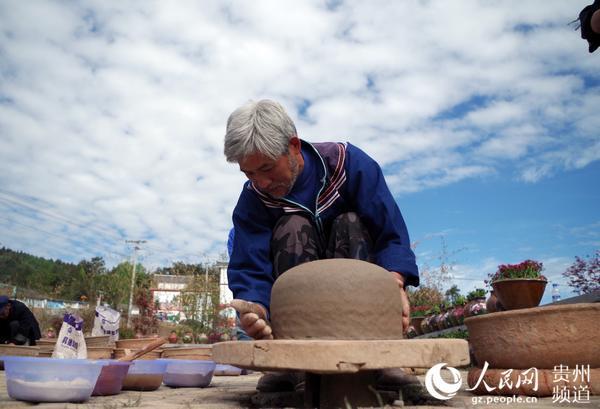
<box><xmin>465</xmin><ymin>289</ymin><xmax>487</xmax><ymax>317</ymax></box>
<box><xmin>450</xmin><ymin>295</ymin><xmax>467</xmax><ymax>326</ymax></box>
<box><xmin>420</xmin><ymin>308</ymin><xmax>436</xmax><ymax>334</ymax></box>
<box><xmin>440</xmin><ymin>302</ymin><xmax>453</xmax><ymax>329</ymax></box>
<box><xmin>429</xmin><ymin>305</ymin><xmax>444</xmax><ymax>332</ymax></box>
<box><xmin>410</xmin><ymin>305</ymin><xmax>429</xmax><ymax>336</ymax></box>
<box><xmin>488</xmin><ymin>260</ymin><xmax>547</xmax><ymax>310</ymax></box>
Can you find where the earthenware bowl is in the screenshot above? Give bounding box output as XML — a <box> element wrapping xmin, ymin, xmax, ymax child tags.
<box><xmin>465</xmin><ymin>303</ymin><xmax>600</xmax><ymax>369</ymax></box>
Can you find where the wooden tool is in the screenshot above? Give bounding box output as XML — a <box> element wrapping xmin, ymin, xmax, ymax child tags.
<box><xmin>117</xmin><ymin>337</ymin><xmax>167</xmax><ymax>362</ymax></box>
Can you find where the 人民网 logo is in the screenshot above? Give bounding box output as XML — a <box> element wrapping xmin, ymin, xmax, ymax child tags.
<box><xmin>425</xmin><ymin>363</ymin><xmax>462</xmax><ymax>400</ymax></box>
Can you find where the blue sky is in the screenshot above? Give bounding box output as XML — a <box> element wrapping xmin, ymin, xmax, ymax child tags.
<box><xmin>0</xmin><ymin>1</ymin><xmax>598</xmax><ymax>303</ymax></box>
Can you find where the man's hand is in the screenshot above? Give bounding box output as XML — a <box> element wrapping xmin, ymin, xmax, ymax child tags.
<box><xmin>592</xmin><ymin>8</ymin><xmax>600</xmax><ymax>34</ymax></box>
<box><xmin>390</xmin><ymin>272</ymin><xmax>410</xmax><ymax>334</ymax></box>
<box><xmin>230</xmin><ymin>299</ymin><xmax>273</xmax><ymax>340</ymax></box>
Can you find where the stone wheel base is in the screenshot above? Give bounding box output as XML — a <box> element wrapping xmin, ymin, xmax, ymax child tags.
<box><xmin>213</xmin><ymin>339</ymin><xmax>469</xmax><ymax>408</ymax></box>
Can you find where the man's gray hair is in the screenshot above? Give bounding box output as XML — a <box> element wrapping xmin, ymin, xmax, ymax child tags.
<box><xmin>224</xmin><ymin>99</ymin><xmax>297</xmax><ymax>163</ymax></box>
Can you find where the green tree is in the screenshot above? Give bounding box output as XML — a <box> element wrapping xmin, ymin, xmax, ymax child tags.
<box><xmin>98</xmin><ymin>262</ymin><xmax>133</xmax><ymax>309</ymax></box>
<box><xmin>445</xmin><ymin>284</ymin><xmax>461</xmax><ymax>305</ymax></box>
<box><xmin>175</xmin><ymin>263</ymin><xmax>221</xmax><ymax>337</ymax></box>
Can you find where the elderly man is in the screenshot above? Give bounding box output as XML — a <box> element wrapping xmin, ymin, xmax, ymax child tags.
<box><xmin>224</xmin><ymin>99</ymin><xmax>419</xmax><ymax>391</ymax></box>
<box><xmin>0</xmin><ymin>296</ymin><xmax>41</xmax><ymax>346</ymax></box>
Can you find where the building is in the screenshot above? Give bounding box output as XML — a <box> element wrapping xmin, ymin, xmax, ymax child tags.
<box><xmin>151</xmin><ymin>274</ymin><xmax>192</xmax><ymax>322</ymax></box>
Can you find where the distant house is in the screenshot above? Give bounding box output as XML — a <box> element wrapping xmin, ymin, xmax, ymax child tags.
<box><xmin>150</xmin><ymin>274</ymin><xmax>192</xmax><ymax>321</ymax></box>
<box><xmin>217</xmin><ymin>261</ymin><xmax>235</xmax><ymax>321</ymax></box>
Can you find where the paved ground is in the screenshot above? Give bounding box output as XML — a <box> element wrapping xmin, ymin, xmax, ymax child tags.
<box><xmin>0</xmin><ymin>370</ymin><xmax>597</xmax><ymax>408</ymax></box>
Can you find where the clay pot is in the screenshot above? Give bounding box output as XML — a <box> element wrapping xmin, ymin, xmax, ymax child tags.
<box><xmin>410</xmin><ymin>317</ymin><xmax>425</xmax><ymax>336</ymax></box>
<box><xmin>437</xmin><ymin>312</ymin><xmax>447</xmax><ymax>330</ymax></box>
<box><xmin>467</xmin><ymin>297</ymin><xmax>487</xmax><ymax>316</ymax></box>
<box><xmin>0</xmin><ymin>345</ymin><xmax>40</xmax><ymax>370</ymax></box>
<box><xmin>161</xmin><ymin>346</ymin><xmax>213</xmax><ymax>360</ymax></box>
<box><xmin>428</xmin><ymin>314</ymin><xmax>440</xmax><ymax>331</ymax></box>
<box><xmin>492</xmin><ymin>278</ymin><xmax>547</xmax><ymax>310</ymax></box>
<box><xmin>85</xmin><ymin>335</ymin><xmax>111</xmax><ymax>347</ymax></box>
<box><xmin>451</xmin><ymin>306</ymin><xmax>465</xmax><ymax>325</ymax></box>
<box><xmin>443</xmin><ymin>311</ymin><xmax>454</xmax><ymax>328</ymax></box>
<box><xmin>463</xmin><ymin>301</ymin><xmax>473</xmax><ymax>318</ymax></box>
<box><xmin>465</xmin><ymin>303</ymin><xmax>600</xmax><ymax>369</ymax></box>
<box><xmin>87</xmin><ymin>347</ymin><xmax>114</xmax><ymax>359</ymax></box>
<box><xmin>113</xmin><ymin>348</ymin><xmax>162</xmax><ymax>360</ymax></box>
<box><xmin>168</xmin><ymin>331</ymin><xmax>178</xmax><ymax>344</ymax></box>
<box><xmin>485</xmin><ymin>291</ymin><xmax>505</xmax><ymax>313</ymax></box>
<box><xmin>116</xmin><ymin>337</ymin><xmax>157</xmax><ymax>349</ymax></box>
<box><xmin>420</xmin><ymin>317</ymin><xmax>431</xmax><ymax>334</ymax></box>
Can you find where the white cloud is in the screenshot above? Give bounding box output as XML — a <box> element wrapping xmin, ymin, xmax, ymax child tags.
<box><xmin>0</xmin><ymin>0</ymin><xmax>597</xmax><ymax>267</ymax></box>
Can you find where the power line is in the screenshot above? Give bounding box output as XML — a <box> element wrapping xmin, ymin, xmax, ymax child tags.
<box><xmin>0</xmin><ymin>190</ymin><xmax>126</xmax><ymax>242</ymax></box>
<box><xmin>0</xmin><ymin>214</ymin><xmax>128</xmax><ymax>259</ymax></box>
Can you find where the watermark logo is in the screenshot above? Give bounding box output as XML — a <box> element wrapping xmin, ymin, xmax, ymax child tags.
<box><xmin>424</xmin><ymin>363</ymin><xmax>462</xmax><ymax>400</ymax></box>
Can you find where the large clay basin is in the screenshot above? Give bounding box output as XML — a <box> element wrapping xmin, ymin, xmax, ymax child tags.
<box><xmin>465</xmin><ymin>303</ymin><xmax>600</xmax><ymax>369</ymax></box>
<box><xmin>161</xmin><ymin>346</ymin><xmax>212</xmax><ymax>360</ymax></box>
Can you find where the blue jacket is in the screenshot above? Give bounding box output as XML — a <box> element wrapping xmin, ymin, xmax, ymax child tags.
<box><xmin>228</xmin><ymin>140</ymin><xmax>419</xmax><ymax>311</ymax></box>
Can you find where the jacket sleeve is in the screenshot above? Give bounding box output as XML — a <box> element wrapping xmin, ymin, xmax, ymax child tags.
<box><xmin>344</xmin><ymin>143</ymin><xmax>419</xmax><ymax>287</ymax></box>
<box><xmin>228</xmin><ymin>185</ymin><xmax>277</xmax><ymax>312</ymax></box>
<box><xmin>13</xmin><ymin>301</ymin><xmax>41</xmax><ymax>340</ymax></box>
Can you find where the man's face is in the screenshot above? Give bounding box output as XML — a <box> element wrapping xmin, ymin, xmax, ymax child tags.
<box><xmin>0</xmin><ymin>305</ymin><xmax>10</xmax><ymax>320</ymax></box>
<box><xmin>239</xmin><ymin>138</ymin><xmax>303</xmax><ymax>198</ymax></box>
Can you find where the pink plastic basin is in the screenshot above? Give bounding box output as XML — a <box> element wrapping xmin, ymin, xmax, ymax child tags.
<box><xmin>92</xmin><ymin>360</ymin><xmax>132</xmax><ymax>396</ymax></box>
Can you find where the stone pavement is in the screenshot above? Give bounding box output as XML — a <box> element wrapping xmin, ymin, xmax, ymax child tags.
<box><xmin>0</xmin><ymin>370</ymin><xmax>597</xmax><ymax>408</ymax></box>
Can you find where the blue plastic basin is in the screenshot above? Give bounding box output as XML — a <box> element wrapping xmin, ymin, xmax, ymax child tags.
<box><xmin>121</xmin><ymin>359</ymin><xmax>168</xmax><ymax>391</ymax></box>
<box><xmin>162</xmin><ymin>359</ymin><xmax>216</xmax><ymax>387</ymax></box>
<box><xmin>2</xmin><ymin>356</ymin><xmax>104</xmax><ymax>403</ymax></box>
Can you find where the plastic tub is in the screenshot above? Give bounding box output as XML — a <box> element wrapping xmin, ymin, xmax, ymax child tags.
<box><xmin>162</xmin><ymin>359</ymin><xmax>216</xmax><ymax>387</ymax></box>
<box><xmin>92</xmin><ymin>359</ymin><xmax>132</xmax><ymax>396</ymax></box>
<box><xmin>214</xmin><ymin>363</ymin><xmax>242</xmax><ymax>376</ymax></box>
<box><xmin>2</xmin><ymin>356</ymin><xmax>103</xmax><ymax>403</ymax></box>
<box><xmin>121</xmin><ymin>359</ymin><xmax>168</xmax><ymax>391</ymax></box>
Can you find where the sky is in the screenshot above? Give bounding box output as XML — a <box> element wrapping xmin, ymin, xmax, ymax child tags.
<box><xmin>0</xmin><ymin>1</ymin><xmax>598</xmax><ymax>304</ymax></box>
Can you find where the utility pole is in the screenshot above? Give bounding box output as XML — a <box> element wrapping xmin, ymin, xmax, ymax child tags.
<box><xmin>126</xmin><ymin>240</ymin><xmax>146</xmax><ymax>329</ymax></box>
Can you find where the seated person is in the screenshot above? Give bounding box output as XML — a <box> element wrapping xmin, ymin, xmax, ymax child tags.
<box><xmin>0</xmin><ymin>296</ymin><xmax>42</xmax><ymax>346</ymax></box>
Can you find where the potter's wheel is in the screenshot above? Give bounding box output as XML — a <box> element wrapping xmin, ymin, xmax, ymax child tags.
<box><xmin>213</xmin><ymin>338</ymin><xmax>469</xmax><ymax>408</ymax></box>
<box><xmin>214</xmin><ymin>260</ymin><xmax>470</xmax><ymax>408</ymax></box>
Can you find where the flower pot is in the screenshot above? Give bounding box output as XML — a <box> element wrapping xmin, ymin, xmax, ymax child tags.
<box><xmin>420</xmin><ymin>316</ymin><xmax>432</xmax><ymax>333</ymax></box>
<box><xmin>451</xmin><ymin>306</ymin><xmax>465</xmax><ymax>325</ymax></box>
<box><xmin>492</xmin><ymin>278</ymin><xmax>547</xmax><ymax>310</ymax></box>
<box><xmin>443</xmin><ymin>311</ymin><xmax>454</xmax><ymax>328</ymax></box>
<box><xmin>410</xmin><ymin>317</ymin><xmax>425</xmax><ymax>336</ymax></box>
<box><xmin>467</xmin><ymin>297</ymin><xmax>487</xmax><ymax>316</ymax></box>
<box><xmin>485</xmin><ymin>290</ymin><xmax>505</xmax><ymax>313</ymax></box>
<box><xmin>429</xmin><ymin>314</ymin><xmax>442</xmax><ymax>331</ymax></box>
